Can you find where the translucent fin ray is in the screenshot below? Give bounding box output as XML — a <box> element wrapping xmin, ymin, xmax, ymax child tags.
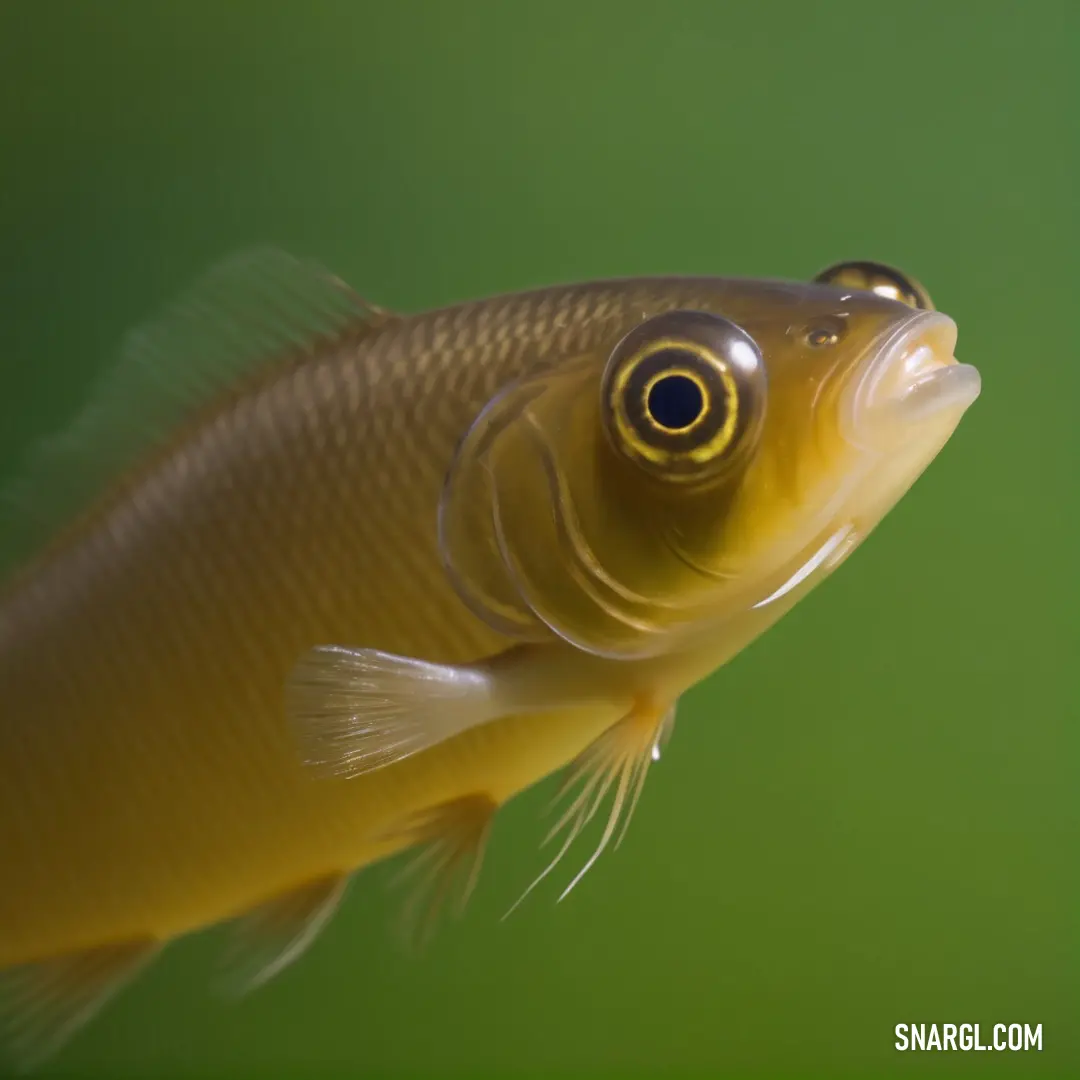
<box><xmin>0</xmin><ymin>248</ymin><xmax>390</xmax><ymax>569</ymax></box>
<box><xmin>286</xmin><ymin>645</ymin><xmax>497</xmax><ymax>779</ymax></box>
<box><xmin>503</xmin><ymin>700</ymin><xmax>676</xmax><ymax>918</ymax></box>
<box><xmin>377</xmin><ymin>794</ymin><xmax>497</xmax><ymax>950</ymax></box>
<box><xmin>0</xmin><ymin>939</ymin><xmax>159</xmax><ymax>1072</ymax></box>
<box><xmin>219</xmin><ymin>873</ymin><xmax>349</xmax><ymax>996</ymax></box>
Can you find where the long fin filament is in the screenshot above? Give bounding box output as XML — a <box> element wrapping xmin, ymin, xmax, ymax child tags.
<box><xmin>503</xmin><ymin>700</ymin><xmax>675</xmax><ymax>919</ymax></box>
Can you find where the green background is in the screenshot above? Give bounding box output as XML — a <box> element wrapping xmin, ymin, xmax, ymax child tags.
<box><xmin>1</xmin><ymin>2</ymin><xmax>1075</xmax><ymax>1077</ymax></box>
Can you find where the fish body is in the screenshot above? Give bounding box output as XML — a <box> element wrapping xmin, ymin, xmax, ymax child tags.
<box><xmin>0</xmin><ymin>254</ymin><xmax>980</xmax><ymax>1066</ymax></box>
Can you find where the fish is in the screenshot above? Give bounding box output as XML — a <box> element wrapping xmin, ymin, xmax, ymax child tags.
<box><xmin>0</xmin><ymin>251</ymin><xmax>980</xmax><ymax>1069</ymax></box>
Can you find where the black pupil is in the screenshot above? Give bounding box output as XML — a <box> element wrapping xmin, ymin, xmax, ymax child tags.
<box><xmin>647</xmin><ymin>373</ymin><xmax>705</xmax><ymax>431</ymax></box>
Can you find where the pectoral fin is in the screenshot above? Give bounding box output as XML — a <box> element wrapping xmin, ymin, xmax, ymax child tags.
<box><xmin>287</xmin><ymin>643</ymin><xmax>597</xmax><ymax>780</ymax></box>
<box><xmin>287</xmin><ymin>646</ymin><xmax>503</xmax><ymax>779</ymax></box>
<box><xmin>220</xmin><ymin>873</ymin><xmax>349</xmax><ymax>996</ymax></box>
<box><xmin>0</xmin><ymin>938</ymin><xmax>160</xmax><ymax>1072</ymax></box>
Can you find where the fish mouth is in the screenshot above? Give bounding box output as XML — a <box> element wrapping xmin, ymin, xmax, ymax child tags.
<box><xmin>842</xmin><ymin>310</ymin><xmax>982</xmax><ymax>450</ymax></box>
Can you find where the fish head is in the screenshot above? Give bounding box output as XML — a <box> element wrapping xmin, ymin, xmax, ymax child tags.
<box><xmin>439</xmin><ymin>262</ymin><xmax>981</xmax><ymax>659</ymax></box>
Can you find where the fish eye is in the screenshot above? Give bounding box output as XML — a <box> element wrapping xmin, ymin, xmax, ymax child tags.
<box><xmin>812</xmin><ymin>260</ymin><xmax>935</xmax><ymax>311</ymax></box>
<box><xmin>601</xmin><ymin>310</ymin><xmax>767</xmax><ymax>485</ymax></box>
<box><xmin>645</xmin><ymin>369</ymin><xmax>707</xmax><ymax>432</ymax></box>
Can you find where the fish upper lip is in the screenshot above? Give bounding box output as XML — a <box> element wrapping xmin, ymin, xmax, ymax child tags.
<box><xmin>841</xmin><ymin>310</ymin><xmax>981</xmax><ymax>449</ymax></box>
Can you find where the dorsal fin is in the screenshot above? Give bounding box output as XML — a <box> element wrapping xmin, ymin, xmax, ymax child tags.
<box><xmin>0</xmin><ymin>248</ymin><xmax>394</xmax><ymax>573</ymax></box>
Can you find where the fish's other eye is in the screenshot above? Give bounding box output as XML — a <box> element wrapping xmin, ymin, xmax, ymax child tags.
<box><xmin>601</xmin><ymin>310</ymin><xmax>767</xmax><ymax>485</ymax></box>
<box><xmin>812</xmin><ymin>259</ymin><xmax>935</xmax><ymax>311</ymax></box>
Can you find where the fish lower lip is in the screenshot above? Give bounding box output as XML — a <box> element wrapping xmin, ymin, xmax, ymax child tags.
<box><xmin>893</xmin><ymin>362</ymin><xmax>982</xmax><ymax>422</ymax></box>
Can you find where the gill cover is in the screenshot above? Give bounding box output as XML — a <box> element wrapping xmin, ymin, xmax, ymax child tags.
<box><xmin>437</xmin><ymin>311</ymin><xmax>767</xmax><ymax>659</ymax></box>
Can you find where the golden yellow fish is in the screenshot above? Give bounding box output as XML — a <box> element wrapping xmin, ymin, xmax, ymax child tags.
<box><xmin>0</xmin><ymin>253</ymin><xmax>979</xmax><ymax>1068</ymax></box>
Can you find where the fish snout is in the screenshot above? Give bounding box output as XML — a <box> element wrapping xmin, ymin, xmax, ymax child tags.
<box><xmin>841</xmin><ymin>311</ymin><xmax>981</xmax><ymax>451</ymax></box>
